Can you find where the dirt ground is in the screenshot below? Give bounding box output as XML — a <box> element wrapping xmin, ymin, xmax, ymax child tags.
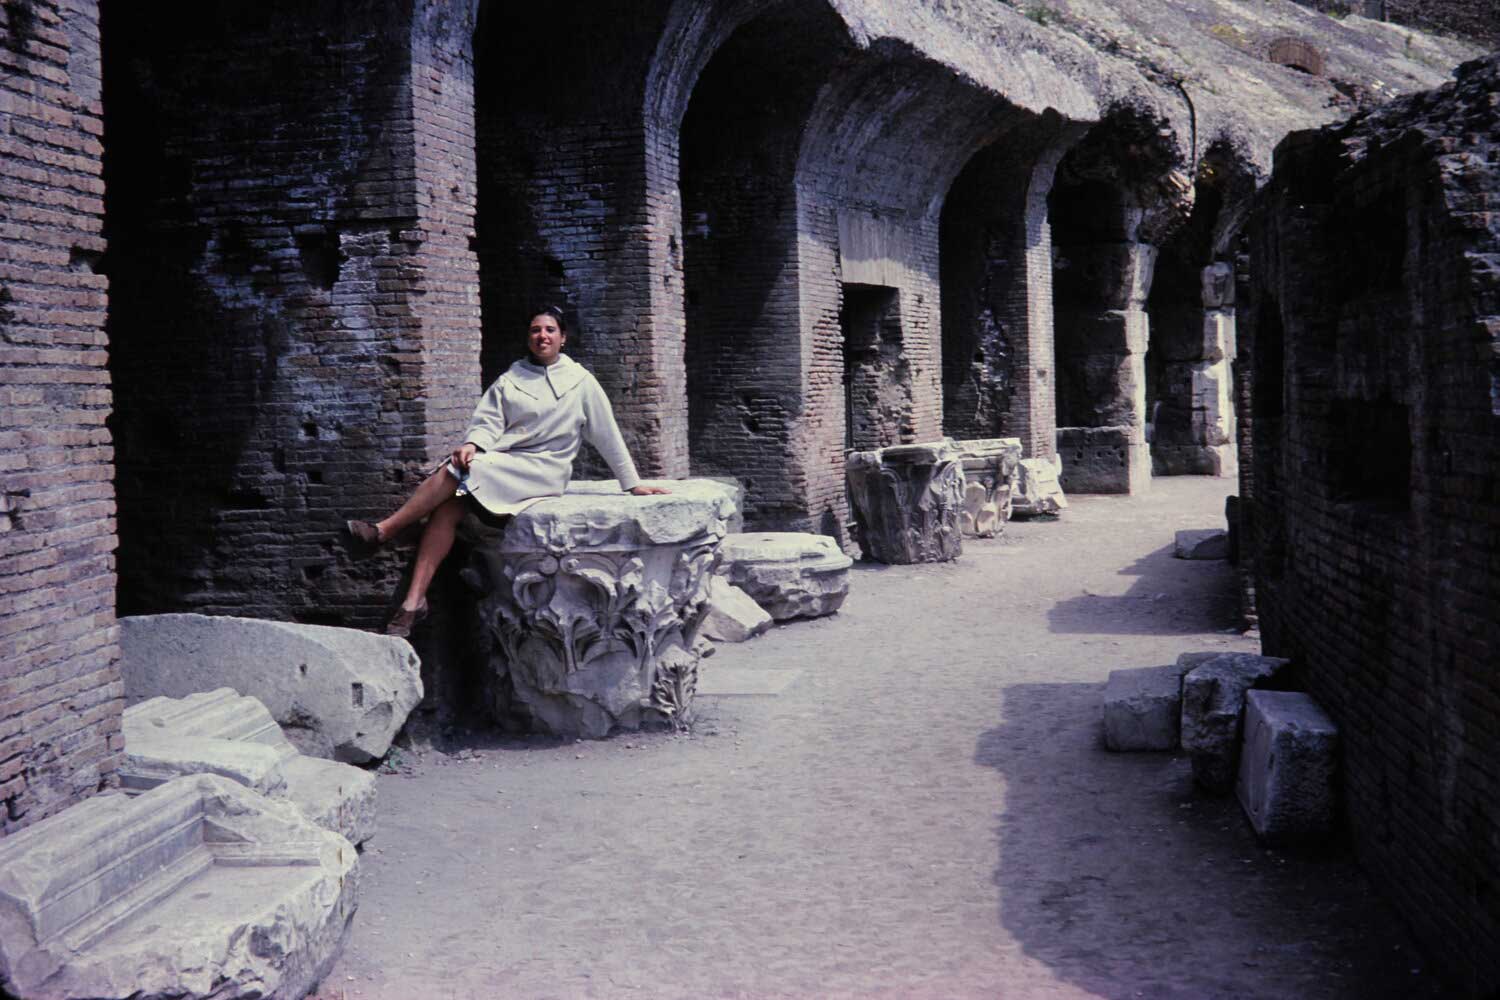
<box><xmin>320</xmin><ymin>477</ymin><xmax>1442</xmax><ymax>1000</ymax></box>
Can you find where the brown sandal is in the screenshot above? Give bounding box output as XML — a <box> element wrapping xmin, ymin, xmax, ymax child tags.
<box><xmin>385</xmin><ymin>600</ymin><xmax>428</xmax><ymax>638</ymax></box>
<box><xmin>344</xmin><ymin>519</ymin><xmax>383</xmax><ymax>558</ymax></box>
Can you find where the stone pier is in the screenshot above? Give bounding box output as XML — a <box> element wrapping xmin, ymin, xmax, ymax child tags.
<box><xmin>463</xmin><ymin>480</ymin><xmax>738</xmax><ymax>738</ymax></box>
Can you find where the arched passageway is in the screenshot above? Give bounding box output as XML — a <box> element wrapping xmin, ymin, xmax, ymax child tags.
<box><xmin>678</xmin><ymin>1</ymin><xmax>849</xmax><ymax>526</ymax></box>
<box><xmin>1047</xmin><ymin>109</ymin><xmax>1190</xmax><ymax>495</ymax></box>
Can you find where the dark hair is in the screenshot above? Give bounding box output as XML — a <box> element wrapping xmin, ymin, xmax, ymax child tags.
<box><xmin>529</xmin><ymin>305</ymin><xmax>569</xmax><ymax>334</ymax></box>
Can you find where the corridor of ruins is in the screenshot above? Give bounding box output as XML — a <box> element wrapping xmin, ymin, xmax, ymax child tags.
<box><xmin>2</xmin><ymin>0</ymin><xmax>1498</xmax><ymax>996</ymax></box>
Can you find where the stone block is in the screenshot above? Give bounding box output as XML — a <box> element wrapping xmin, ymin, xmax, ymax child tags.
<box><xmin>1180</xmin><ymin>653</ymin><xmax>1291</xmax><ymax>793</ymax></box>
<box><xmin>0</xmin><ymin>774</ymin><xmax>357</xmax><ymax>1000</ymax></box>
<box><xmin>1236</xmin><ymin>690</ymin><xmax>1339</xmax><ymax>843</ymax></box>
<box><xmin>716</xmin><ymin>532</ymin><xmax>853</xmax><ymax>621</ymax></box>
<box><xmin>1011</xmin><ymin>457</ymin><xmax>1069</xmax><ymax>517</ymax></box>
<box><xmin>1200</xmin><ymin>262</ymin><xmax>1235</xmax><ymax>309</ymax></box>
<box><xmin>1152</xmin><ymin>442</ymin><xmax>1237</xmax><ymax>478</ymax></box>
<box><xmin>846</xmin><ymin>441</ymin><xmax>963</xmax><ymax>564</ymax></box>
<box><xmin>953</xmin><ymin>437</ymin><xmax>1022</xmax><ymax>538</ymax></box>
<box><xmin>1057</xmin><ymin>426</ymin><xmax>1151</xmax><ymax>495</ymax></box>
<box><xmin>701</xmin><ymin>476</ymin><xmax>746</xmax><ymax>533</ymax></box>
<box><xmin>119</xmin><ymin>614</ymin><xmax>423</xmax><ymax>763</ymax></box>
<box><xmin>699</xmin><ymin>577</ymin><xmax>774</xmax><ymax>642</ymax></box>
<box><xmin>1103</xmin><ymin>664</ymin><xmax>1189</xmax><ymax>751</ymax></box>
<box><xmin>463</xmin><ymin>479</ymin><xmax>738</xmax><ymax>738</ymax></box>
<box><xmin>1174</xmin><ymin>529</ymin><xmax>1229</xmax><ymax>560</ymax></box>
<box><xmin>122</xmin><ymin>689</ymin><xmax>377</xmax><ymax>846</ymax></box>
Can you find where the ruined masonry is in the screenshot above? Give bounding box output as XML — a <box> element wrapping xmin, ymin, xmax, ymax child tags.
<box><xmin>0</xmin><ymin>775</ymin><xmax>357</xmax><ymax>1000</ymax></box>
<box><xmin>846</xmin><ymin>441</ymin><xmax>965</xmax><ymax>564</ymax></box>
<box><xmin>463</xmin><ymin>480</ymin><xmax>737</xmax><ymax>739</ymax></box>
<box><xmin>121</xmin><ymin>688</ymin><xmax>377</xmax><ymax>847</ymax></box>
<box><xmin>118</xmin><ymin>615</ymin><xmax>423</xmax><ymax>764</ymax></box>
<box><xmin>715</xmin><ymin>533</ymin><xmax>853</xmax><ymax>621</ymax></box>
<box><xmin>954</xmin><ymin>437</ymin><xmax>1022</xmax><ymax>538</ymax></box>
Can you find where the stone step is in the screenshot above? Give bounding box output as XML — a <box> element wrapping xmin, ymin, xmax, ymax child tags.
<box><xmin>0</xmin><ymin>775</ymin><xmax>356</xmax><ymax>1000</ymax></box>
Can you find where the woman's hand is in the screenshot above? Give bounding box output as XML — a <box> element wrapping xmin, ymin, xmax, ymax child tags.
<box><xmin>629</xmin><ymin>484</ymin><xmax>670</xmax><ymax>496</ymax></box>
<box><xmin>451</xmin><ymin>442</ymin><xmax>479</xmax><ymax>471</ymax></box>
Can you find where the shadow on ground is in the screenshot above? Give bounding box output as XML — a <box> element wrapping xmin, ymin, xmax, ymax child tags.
<box><xmin>974</xmin><ymin>681</ymin><xmax>1447</xmax><ymax>1000</ymax></box>
<box><xmin>1047</xmin><ymin>543</ymin><xmax>1245</xmax><ymax>636</ymax></box>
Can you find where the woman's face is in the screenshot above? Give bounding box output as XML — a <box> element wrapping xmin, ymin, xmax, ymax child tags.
<box><xmin>527</xmin><ymin>313</ymin><xmax>566</xmax><ymax>365</ymax></box>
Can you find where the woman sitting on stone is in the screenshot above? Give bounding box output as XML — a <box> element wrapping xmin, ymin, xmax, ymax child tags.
<box><xmin>346</xmin><ymin>306</ymin><xmax>669</xmax><ymax>636</ymax></box>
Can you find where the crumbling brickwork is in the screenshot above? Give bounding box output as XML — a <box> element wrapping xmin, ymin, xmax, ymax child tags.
<box><xmin>104</xmin><ymin>0</ymin><xmax>481</xmax><ymax>629</ymax></box>
<box><xmin>1244</xmin><ymin>54</ymin><xmax>1500</xmax><ymax>995</ymax></box>
<box><xmin>0</xmin><ymin>0</ymin><xmax>122</xmax><ymax>831</ymax></box>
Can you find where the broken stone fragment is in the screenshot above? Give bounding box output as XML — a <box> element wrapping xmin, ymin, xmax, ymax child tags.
<box><xmin>715</xmin><ymin>532</ymin><xmax>853</xmax><ymax>620</ymax></box>
<box><xmin>846</xmin><ymin>440</ymin><xmax>964</xmax><ymax>563</ymax></box>
<box><xmin>699</xmin><ymin>576</ymin><xmax>773</xmax><ymax>642</ymax></box>
<box><xmin>1180</xmin><ymin>652</ymin><xmax>1291</xmax><ymax>793</ymax></box>
<box><xmin>1236</xmin><ymin>690</ymin><xmax>1338</xmax><ymax>844</ymax></box>
<box><xmin>1174</xmin><ymin>528</ymin><xmax>1229</xmax><ymax>560</ymax></box>
<box><xmin>119</xmin><ymin>613</ymin><xmax>424</xmax><ymax>764</ymax></box>
<box><xmin>1103</xmin><ymin>663</ymin><xmax>1192</xmax><ymax>751</ymax></box>
<box><xmin>1011</xmin><ymin>457</ymin><xmax>1069</xmax><ymax>517</ymax></box>
<box><xmin>122</xmin><ymin>689</ymin><xmax>377</xmax><ymax>847</ymax></box>
<box><xmin>0</xmin><ymin>774</ymin><xmax>358</xmax><ymax>1000</ymax></box>
<box><xmin>953</xmin><ymin>437</ymin><xmax>1022</xmax><ymax>538</ymax></box>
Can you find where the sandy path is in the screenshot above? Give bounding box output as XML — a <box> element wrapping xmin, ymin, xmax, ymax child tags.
<box><xmin>320</xmin><ymin>477</ymin><xmax>1439</xmax><ymax>1000</ymax></box>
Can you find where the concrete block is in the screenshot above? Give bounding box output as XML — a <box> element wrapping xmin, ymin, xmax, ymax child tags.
<box><xmin>699</xmin><ymin>577</ymin><xmax>773</xmax><ymax>642</ymax></box>
<box><xmin>1181</xmin><ymin>653</ymin><xmax>1291</xmax><ymax>793</ymax></box>
<box><xmin>1103</xmin><ymin>664</ymin><xmax>1188</xmax><ymax>751</ymax></box>
<box><xmin>120</xmin><ymin>614</ymin><xmax>423</xmax><ymax>763</ymax></box>
<box><xmin>1174</xmin><ymin>529</ymin><xmax>1229</xmax><ymax>560</ymax></box>
<box><xmin>0</xmin><ymin>774</ymin><xmax>357</xmax><ymax>1000</ymax></box>
<box><xmin>1236</xmin><ymin>690</ymin><xmax>1339</xmax><ymax>843</ymax></box>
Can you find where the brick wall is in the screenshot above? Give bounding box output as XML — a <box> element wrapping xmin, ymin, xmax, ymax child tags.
<box><xmin>103</xmin><ymin>1</ymin><xmax>478</xmax><ymax>629</ymax></box>
<box><xmin>1245</xmin><ymin>54</ymin><xmax>1500</xmax><ymax>995</ymax></box>
<box><xmin>0</xmin><ymin>0</ymin><xmax>122</xmax><ymax>832</ymax></box>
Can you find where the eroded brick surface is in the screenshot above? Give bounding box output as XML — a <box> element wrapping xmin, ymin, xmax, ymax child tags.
<box><xmin>1243</xmin><ymin>54</ymin><xmax>1500</xmax><ymax>991</ymax></box>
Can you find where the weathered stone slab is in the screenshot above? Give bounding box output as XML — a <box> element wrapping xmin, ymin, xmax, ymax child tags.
<box><xmin>1011</xmin><ymin>457</ymin><xmax>1069</xmax><ymax>517</ymax></box>
<box><xmin>846</xmin><ymin>440</ymin><xmax>963</xmax><ymax>564</ymax></box>
<box><xmin>119</xmin><ymin>614</ymin><xmax>423</xmax><ymax>764</ymax></box>
<box><xmin>954</xmin><ymin>437</ymin><xmax>1022</xmax><ymax>538</ymax></box>
<box><xmin>1103</xmin><ymin>664</ymin><xmax>1189</xmax><ymax>751</ymax></box>
<box><xmin>1058</xmin><ymin>425</ymin><xmax>1151</xmax><ymax>495</ymax></box>
<box><xmin>463</xmin><ymin>479</ymin><xmax>737</xmax><ymax>738</ymax></box>
<box><xmin>1236</xmin><ymin>690</ymin><xmax>1339</xmax><ymax>843</ymax></box>
<box><xmin>122</xmin><ymin>689</ymin><xmax>377</xmax><ymax>846</ymax></box>
<box><xmin>1174</xmin><ymin>528</ymin><xmax>1229</xmax><ymax>560</ymax></box>
<box><xmin>1180</xmin><ymin>652</ymin><xmax>1291</xmax><ymax>793</ymax></box>
<box><xmin>699</xmin><ymin>577</ymin><xmax>773</xmax><ymax>642</ymax></box>
<box><xmin>715</xmin><ymin>532</ymin><xmax>852</xmax><ymax>621</ymax></box>
<box><xmin>0</xmin><ymin>774</ymin><xmax>357</xmax><ymax>1000</ymax></box>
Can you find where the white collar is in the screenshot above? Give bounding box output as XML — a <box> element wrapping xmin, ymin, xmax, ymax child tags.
<box><xmin>506</xmin><ymin>354</ymin><xmax>586</xmax><ymax>399</ymax></box>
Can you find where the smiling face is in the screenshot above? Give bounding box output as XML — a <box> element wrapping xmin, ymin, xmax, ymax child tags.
<box><xmin>527</xmin><ymin>312</ymin><xmax>567</xmax><ymax>365</ymax></box>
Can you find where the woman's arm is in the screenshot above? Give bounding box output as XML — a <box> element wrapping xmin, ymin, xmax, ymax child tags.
<box><xmin>580</xmin><ymin>376</ymin><xmax>667</xmax><ymax>494</ymax></box>
<box><xmin>456</xmin><ymin>379</ymin><xmax>507</xmax><ymax>468</ymax></box>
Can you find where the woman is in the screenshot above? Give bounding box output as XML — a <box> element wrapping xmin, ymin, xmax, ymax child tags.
<box><xmin>346</xmin><ymin>306</ymin><xmax>669</xmax><ymax>636</ymax></box>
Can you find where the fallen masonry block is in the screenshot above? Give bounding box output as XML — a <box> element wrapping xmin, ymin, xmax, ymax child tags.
<box><xmin>1236</xmin><ymin>690</ymin><xmax>1338</xmax><ymax>843</ymax></box>
<box><xmin>1180</xmin><ymin>652</ymin><xmax>1291</xmax><ymax>793</ymax></box>
<box><xmin>122</xmin><ymin>689</ymin><xmax>377</xmax><ymax>847</ymax></box>
<box><xmin>953</xmin><ymin>437</ymin><xmax>1022</xmax><ymax>538</ymax></box>
<box><xmin>715</xmin><ymin>532</ymin><xmax>853</xmax><ymax>620</ymax></box>
<box><xmin>1103</xmin><ymin>664</ymin><xmax>1191</xmax><ymax>751</ymax></box>
<box><xmin>120</xmin><ymin>613</ymin><xmax>423</xmax><ymax>763</ymax></box>
<box><xmin>1012</xmin><ymin>457</ymin><xmax>1069</xmax><ymax>517</ymax></box>
<box><xmin>846</xmin><ymin>441</ymin><xmax>964</xmax><ymax>563</ymax></box>
<box><xmin>0</xmin><ymin>774</ymin><xmax>358</xmax><ymax>1000</ymax></box>
<box><xmin>699</xmin><ymin>576</ymin><xmax>773</xmax><ymax>642</ymax></box>
<box><xmin>1174</xmin><ymin>528</ymin><xmax>1229</xmax><ymax>560</ymax></box>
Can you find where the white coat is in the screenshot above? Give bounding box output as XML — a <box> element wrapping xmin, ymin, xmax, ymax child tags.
<box><xmin>454</xmin><ymin>354</ymin><xmax>642</xmax><ymax>516</ymax></box>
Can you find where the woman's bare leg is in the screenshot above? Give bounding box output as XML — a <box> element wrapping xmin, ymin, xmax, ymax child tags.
<box><xmin>400</xmin><ymin>496</ymin><xmax>466</xmax><ymax>610</ymax></box>
<box><xmin>376</xmin><ymin>467</ymin><xmax>459</xmax><ymax>542</ymax></box>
